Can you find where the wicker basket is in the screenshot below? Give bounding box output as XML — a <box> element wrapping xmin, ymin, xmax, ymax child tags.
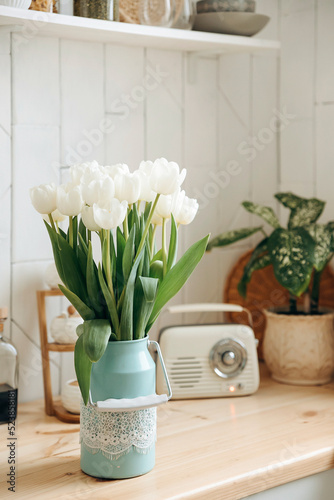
<box><xmin>223</xmin><ymin>250</ymin><xmax>334</xmax><ymax>359</ymax></box>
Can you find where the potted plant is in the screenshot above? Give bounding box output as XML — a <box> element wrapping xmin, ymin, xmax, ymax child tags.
<box><xmin>30</xmin><ymin>158</ymin><xmax>209</xmax><ymax>478</ymax></box>
<box><xmin>208</xmin><ymin>192</ymin><xmax>334</xmax><ymax>386</ymax></box>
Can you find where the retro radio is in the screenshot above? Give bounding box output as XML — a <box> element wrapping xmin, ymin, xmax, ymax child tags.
<box><xmin>156</xmin><ymin>304</ymin><xmax>260</xmax><ymax>399</ymax></box>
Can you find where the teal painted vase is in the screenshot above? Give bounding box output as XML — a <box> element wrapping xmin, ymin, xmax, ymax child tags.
<box><xmin>80</xmin><ymin>337</ymin><xmax>156</xmax><ymax>479</ymax></box>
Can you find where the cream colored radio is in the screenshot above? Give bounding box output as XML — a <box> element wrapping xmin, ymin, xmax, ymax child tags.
<box><xmin>156</xmin><ymin>304</ymin><xmax>260</xmax><ymax>399</ymax></box>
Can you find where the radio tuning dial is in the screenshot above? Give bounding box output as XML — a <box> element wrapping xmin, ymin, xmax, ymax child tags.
<box><xmin>209</xmin><ymin>338</ymin><xmax>247</xmax><ymax>379</ymax></box>
<box><xmin>221</xmin><ymin>351</ymin><xmax>236</xmax><ymax>366</ymax></box>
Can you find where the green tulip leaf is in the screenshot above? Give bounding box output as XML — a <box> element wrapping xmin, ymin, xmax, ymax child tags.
<box><xmin>86</xmin><ymin>241</ymin><xmax>104</xmax><ymax>316</ymax></box>
<box><xmin>134</xmin><ymin>277</ymin><xmax>159</xmax><ymax>339</ymax></box>
<box><xmin>97</xmin><ymin>264</ymin><xmax>120</xmax><ymax>338</ymax></box>
<box><xmin>123</xmin><ymin>225</ymin><xmax>136</xmax><ymax>283</ymax></box>
<box><xmin>147</xmin><ymin>234</ymin><xmax>210</xmax><ymax>331</ymax></box>
<box><xmin>74</xmin><ymin>334</ymin><xmax>92</xmax><ymax>406</ymax></box>
<box><xmin>119</xmin><ymin>250</ymin><xmax>144</xmax><ymax>341</ymax></box>
<box><xmin>58</xmin><ymin>284</ymin><xmax>95</xmax><ymax>321</ymax></box>
<box><xmin>82</xmin><ymin>319</ymin><xmax>111</xmax><ymax>363</ymax></box>
<box><xmin>167</xmin><ymin>214</ymin><xmax>178</xmax><ymax>272</ymax></box>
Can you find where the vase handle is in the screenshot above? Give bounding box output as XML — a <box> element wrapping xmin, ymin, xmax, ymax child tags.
<box><xmin>148</xmin><ymin>339</ymin><xmax>172</xmax><ymax>401</ymax></box>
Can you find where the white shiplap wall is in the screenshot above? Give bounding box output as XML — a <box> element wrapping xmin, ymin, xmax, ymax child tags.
<box><xmin>1</xmin><ymin>0</ymin><xmax>333</xmax><ymax>402</ymax></box>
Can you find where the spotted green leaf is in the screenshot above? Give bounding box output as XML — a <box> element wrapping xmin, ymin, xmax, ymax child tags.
<box><xmin>242</xmin><ymin>201</ymin><xmax>281</xmax><ymax>229</ymax></box>
<box><xmin>207</xmin><ymin>227</ymin><xmax>263</xmax><ymax>251</ymax></box>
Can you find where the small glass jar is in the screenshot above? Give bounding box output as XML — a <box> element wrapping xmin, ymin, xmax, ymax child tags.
<box><xmin>172</xmin><ymin>0</ymin><xmax>195</xmax><ymax>29</ymax></box>
<box><xmin>139</xmin><ymin>0</ymin><xmax>175</xmax><ymax>27</ymax></box>
<box><xmin>0</xmin><ymin>309</ymin><xmax>18</xmax><ymax>425</ymax></box>
<box><xmin>74</xmin><ymin>0</ymin><xmax>119</xmax><ymax>21</ymax></box>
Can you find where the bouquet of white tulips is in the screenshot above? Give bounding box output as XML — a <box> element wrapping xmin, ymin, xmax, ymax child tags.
<box><xmin>30</xmin><ymin>158</ymin><xmax>209</xmax><ymax>404</ymax></box>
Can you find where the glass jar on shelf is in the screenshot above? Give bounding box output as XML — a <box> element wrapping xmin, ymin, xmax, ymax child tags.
<box><xmin>172</xmin><ymin>0</ymin><xmax>195</xmax><ymax>30</ymax></box>
<box><xmin>74</xmin><ymin>0</ymin><xmax>119</xmax><ymax>21</ymax></box>
<box><xmin>0</xmin><ymin>308</ymin><xmax>18</xmax><ymax>425</ymax></box>
<box><xmin>139</xmin><ymin>0</ymin><xmax>175</xmax><ymax>27</ymax></box>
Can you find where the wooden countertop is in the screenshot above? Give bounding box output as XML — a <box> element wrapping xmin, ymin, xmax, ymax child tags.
<box><xmin>1</xmin><ymin>364</ymin><xmax>334</xmax><ymax>500</ymax></box>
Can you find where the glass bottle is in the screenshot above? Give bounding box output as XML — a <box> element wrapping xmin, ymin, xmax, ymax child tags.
<box><xmin>172</xmin><ymin>0</ymin><xmax>195</xmax><ymax>30</ymax></box>
<box><xmin>0</xmin><ymin>308</ymin><xmax>18</xmax><ymax>425</ymax></box>
<box><xmin>139</xmin><ymin>0</ymin><xmax>175</xmax><ymax>27</ymax></box>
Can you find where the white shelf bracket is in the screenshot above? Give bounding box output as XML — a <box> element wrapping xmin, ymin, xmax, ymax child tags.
<box><xmin>0</xmin><ymin>24</ymin><xmax>24</xmax><ymax>34</ymax></box>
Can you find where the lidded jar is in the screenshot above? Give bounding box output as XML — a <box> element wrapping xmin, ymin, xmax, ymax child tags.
<box><xmin>0</xmin><ymin>308</ymin><xmax>19</xmax><ymax>424</ymax></box>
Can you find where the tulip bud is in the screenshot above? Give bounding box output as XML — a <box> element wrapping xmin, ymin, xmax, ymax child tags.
<box><xmin>173</xmin><ymin>190</ymin><xmax>199</xmax><ymax>225</ymax></box>
<box><xmin>105</xmin><ymin>163</ymin><xmax>129</xmax><ymax>179</ymax></box>
<box><xmin>135</xmin><ymin>170</ymin><xmax>156</xmax><ymax>203</ymax></box>
<box><xmin>149</xmin><ymin>158</ymin><xmax>186</xmax><ymax>196</ymax></box>
<box><xmin>114</xmin><ymin>172</ymin><xmax>141</xmax><ymax>205</ymax></box>
<box><xmin>57</xmin><ymin>183</ymin><xmax>84</xmax><ymax>217</ymax></box>
<box><xmin>30</xmin><ymin>183</ymin><xmax>57</xmax><ymax>215</ymax></box>
<box><xmin>81</xmin><ymin>206</ymin><xmax>101</xmax><ymax>232</ymax></box>
<box><xmin>93</xmin><ymin>199</ymin><xmax>128</xmax><ymax>230</ymax></box>
<box><xmin>81</xmin><ymin>176</ymin><xmax>115</xmax><ymax>206</ymax></box>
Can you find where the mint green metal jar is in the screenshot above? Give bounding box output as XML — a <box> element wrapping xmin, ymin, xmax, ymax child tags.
<box><xmin>80</xmin><ymin>337</ymin><xmax>156</xmax><ymax>479</ymax></box>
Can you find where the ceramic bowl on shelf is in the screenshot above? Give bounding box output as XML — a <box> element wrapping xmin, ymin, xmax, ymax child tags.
<box><xmin>50</xmin><ymin>306</ymin><xmax>83</xmax><ymax>344</ymax></box>
<box><xmin>193</xmin><ymin>12</ymin><xmax>270</xmax><ymax>36</ymax></box>
<box><xmin>196</xmin><ymin>0</ymin><xmax>255</xmax><ymax>14</ymax></box>
<box><xmin>0</xmin><ymin>0</ymin><xmax>32</xmax><ymax>8</ymax></box>
<box><xmin>61</xmin><ymin>379</ymin><xmax>81</xmax><ymax>415</ymax></box>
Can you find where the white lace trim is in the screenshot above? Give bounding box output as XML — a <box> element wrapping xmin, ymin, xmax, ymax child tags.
<box><xmin>80</xmin><ymin>401</ymin><xmax>157</xmax><ymax>461</ymax></box>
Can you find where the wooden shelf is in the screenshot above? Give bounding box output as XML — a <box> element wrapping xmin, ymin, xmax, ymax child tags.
<box><xmin>47</xmin><ymin>342</ymin><xmax>75</xmax><ymax>352</ymax></box>
<box><xmin>0</xmin><ymin>6</ymin><xmax>280</xmax><ymax>54</ymax></box>
<box><xmin>36</xmin><ymin>289</ymin><xmax>79</xmax><ymax>424</ymax></box>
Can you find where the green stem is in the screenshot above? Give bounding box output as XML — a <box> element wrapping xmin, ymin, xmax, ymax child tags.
<box><xmin>260</xmin><ymin>228</ymin><xmax>268</xmax><ymax>238</ymax></box>
<box><xmin>123</xmin><ymin>211</ymin><xmax>129</xmax><ymax>240</ymax></box>
<box><xmin>135</xmin><ymin>193</ymin><xmax>160</xmax><ymax>261</ymax></box>
<box><xmin>150</xmin><ymin>224</ymin><xmax>157</xmax><ymax>260</ymax></box>
<box><xmin>88</xmin><ymin>230</ymin><xmax>91</xmax><ymax>242</ymax></box>
<box><xmin>104</xmin><ymin>230</ymin><xmax>120</xmax><ymax>338</ymax></box>
<box><xmin>69</xmin><ymin>216</ymin><xmax>73</xmax><ymax>248</ymax></box>
<box><xmin>311</xmin><ymin>269</ymin><xmax>323</xmax><ymax>314</ymax></box>
<box><xmin>48</xmin><ymin>213</ymin><xmax>57</xmax><ymax>232</ymax></box>
<box><xmin>162</xmin><ymin>218</ymin><xmax>167</xmax><ymax>277</ymax></box>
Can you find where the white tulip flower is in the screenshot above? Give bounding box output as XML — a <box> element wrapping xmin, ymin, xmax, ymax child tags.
<box><xmin>114</xmin><ymin>172</ymin><xmax>141</xmax><ymax>205</ymax></box>
<box><xmin>173</xmin><ymin>190</ymin><xmax>199</xmax><ymax>225</ymax></box>
<box><xmin>139</xmin><ymin>160</ymin><xmax>154</xmax><ymax>175</ymax></box>
<box><xmin>81</xmin><ymin>176</ymin><xmax>115</xmax><ymax>207</ymax></box>
<box><xmin>70</xmin><ymin>161</ymin><xmax>102</xmax><ymax>185</ymax></box>
<box><xmin>105</xmin><ymin>163</ymin><xmax>129</xmax><ymax>179</ymax></box>
<box><xmin>155</xmin><ymin>194</ymin><xmax>174</xmax><ymax>219</ymax></box>
<box><xmin>57</xmin><ymin>183</ymin><xmax>84</xmax><ymax>217</ymax></box>
<box><xmin>42</xmin><ymin>209</ymin><xmax>66</xmax><ymax>223</ymax></box>
<box><xmin>149</xmin><ymin>158</ymin><xmax>186</xmax><ymax>196</ymax></box>
<box><xmin>151</xmin><ymin>211</ymin><xmax>163</xmax><ymax>226</ymax></box>
<box><xmin>81</xmin><ymin>162</ymin><xmax>107</xmax><ymax>186</ymax></box>
<box><xmin>135</xmin><ymin>170</ymin><xmax>156</xmax><ymax>203</ymax></box>
<box><xmin>81</xmin><ymin>205</ymin><xmax>101</xmax><ymax>232</ymax></box>
<box><xmin>93</xmin><ymin>199</ymin><xmax>128</xmax><ymax>230</ymax></box>
<box><xmin>30</xmin><ymin>183</ymin><xmax>57</xmax><ymax>215</ymax></box>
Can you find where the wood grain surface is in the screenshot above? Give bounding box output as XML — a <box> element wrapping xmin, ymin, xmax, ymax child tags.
<box><xmin>1</xmin><ymin>365</ymin><xmax>334</xmax><ymax>499</ymax></box>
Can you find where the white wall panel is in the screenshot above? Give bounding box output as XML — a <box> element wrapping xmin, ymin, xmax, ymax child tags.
<box><xmin>0</xmin><ymin>54</ymin><xmax>11</xmax><ymax>135</ymax></box>
<box><xmin>60</xmin><ymin>40</ymin><xmax>104</xmax><ymax>166</ymax></box>
<box><xmin>105</xmin><ymin>44</ymin><xmax>144</xmax><ymax>167</ymax></box>
<box><xmin>316</xmin><ymin>0</ymin><xmax>334</xmax><ymax>104</ymax></box>
<box><xmin>12</xmin><ymin>125</ymin><xmax>59</xmax><ymax>262</ymax></box>
<box><xmin>316</xmin><ymin>104</ymin><xmax>334</xmax><ymax>218</ymax></box>
<box><xmin>280</xmin><ymin>0</ymin><xmax>315</xmax><ymax>120</ymax></box>
<box><xmin>12</xmin><ymin>37</ymin><xmax>60</xmax><ymax>126</ymax></box>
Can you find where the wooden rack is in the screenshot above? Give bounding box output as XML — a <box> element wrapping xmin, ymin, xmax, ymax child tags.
<box><xmin>36</xmin><ymin>289</ymin><xmax>79</xmax><ymax>423</ymax></box>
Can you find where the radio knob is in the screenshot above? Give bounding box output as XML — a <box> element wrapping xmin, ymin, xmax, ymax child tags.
<box><xmin>221</xmin><ymin>351</ymin><xmax>236</xmax><ymax>366</ymax></box>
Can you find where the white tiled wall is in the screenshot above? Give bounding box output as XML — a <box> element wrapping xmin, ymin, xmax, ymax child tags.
<box><xmin>1</xmin><ymin>0</ymin><xmax>333</xmax><ymax>402</ymax></box>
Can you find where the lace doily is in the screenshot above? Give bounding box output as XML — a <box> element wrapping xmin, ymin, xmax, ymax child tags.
<box><xmin>80</xmin><ymin>402</ymin><xmax>157</xmax><ymax>460</ymax></box>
